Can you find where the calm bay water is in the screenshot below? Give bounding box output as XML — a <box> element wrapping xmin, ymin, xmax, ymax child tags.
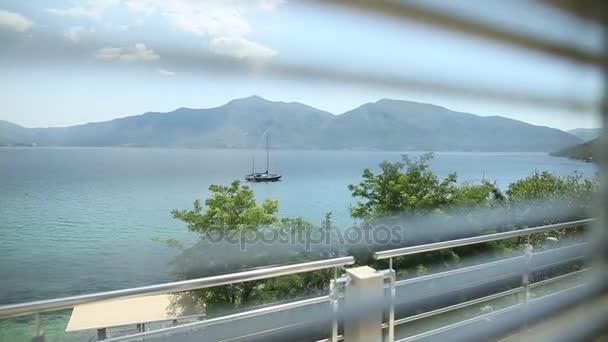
<box><xmin>0</xmin><ymin>147</ymin><xmax>597</xmax><ymax>306</ymax></box>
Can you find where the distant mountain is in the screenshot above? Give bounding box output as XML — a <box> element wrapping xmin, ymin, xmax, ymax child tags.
<box><xmin>567</xmin><ymin>128</ymin><xmax>602</xmax><ymax>141</ymax></box>
<box><xmin>320</xmin><ymin>99</ymin><xmax>580</xmax><ymax>151</ymax></box>
<box><xmin>0</xmin><ymin>97</ymin><xmax>582</xmax><ymax>151</ymax></box>
<box><xmin>550</xmin><ymin>138</ymin><xmax>598</xmax><ymax>162</ymax></box>
<box><xmin>0</xmin><ymin>120</ymin><xmax>31</xmax><ymax>145</ymax></box>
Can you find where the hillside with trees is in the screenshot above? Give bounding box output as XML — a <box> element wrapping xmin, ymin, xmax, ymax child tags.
<box><xmin>550</xmin><ymin>138</ymin><xmax>598</xmax><ymax>162</ymax></box>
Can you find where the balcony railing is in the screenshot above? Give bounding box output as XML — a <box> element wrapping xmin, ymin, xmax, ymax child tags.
<box><xmin>0</xmin><ymin>218</ymin><xmax>598</xmax><ymax>342</ymax></box>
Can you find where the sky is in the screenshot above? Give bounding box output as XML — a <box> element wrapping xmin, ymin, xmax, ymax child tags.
<box><xmin>0</xmin><ymin>0</ymin><xmax>604</xmax><ymax>130</ymax></box>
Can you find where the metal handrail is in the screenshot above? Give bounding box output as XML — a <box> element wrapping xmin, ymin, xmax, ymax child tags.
<box><xmin>0</xmin><ymin>256</ymin><xmax>354</xmax><ymax>319</ymax></box>
<box><xmin>374</xmin><ymin>218</ymin><xmax>593</xmax><ymax>260</ymax></box>
<box><xmin>394</xmin><ymin>241</ymin><xmax>588</xmax><ymax>287</ymax></box>
<box><xmin>395</xmin><ymin>302</ymin><xmax>521</xmax><ymax>342</ymax></box>
<box><xmin>389</xmin><ymin>268</ymin><xmax>589</xmax><ymax>327</ymax></box>
<box><xmin>530</xmin><ymin>268</ymin><xmax>589</xmax><ymax>289</ymax></box>
<box><xmin>316</xmin><ymin>268</ymin><xmax>590</xmax><ymax>342</ymax></box>
<box><xmin>395</xmin><ymin>254</ymin><xmax>523</xmax><ymax>287</ymax></box>
<box><xmin>392</xmin><ymin>287</ymin><xmax>521</xmax><ymax>327</ymax></box>
<box><xmin>395</xmin><ymin>282</ymin><xmax>589</xmax><ymax>342</ymax></box>
<box><xmin>103</xmin><ymin>295</ymin><xmax>331</xmax><ymax>342</ymax></box>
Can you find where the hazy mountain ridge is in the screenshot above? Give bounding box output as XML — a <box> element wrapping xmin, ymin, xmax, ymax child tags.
<box><xmin>567</xmin><ymin>128</ymin><xmax>602</xmax><ymax>142</ymax></box>
<box><xmin>0</xmin><ymin>96</ymin><xmax>582</xmax><ymax>151</ymax></box>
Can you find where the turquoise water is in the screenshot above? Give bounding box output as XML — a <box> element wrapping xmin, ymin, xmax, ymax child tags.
<box><xmin>0</xmin><ymin>147</ymin><xmax>596</xmax><ymax>341</ymax></box>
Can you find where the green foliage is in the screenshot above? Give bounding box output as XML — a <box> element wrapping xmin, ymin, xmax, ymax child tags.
<box><xmin>506</xmin><ymin>171</ymin><xmax>597</xmax><ymax>203</ymax></box>
<box><xmin>347</xmin><ymin>154</ymin><xmax>596</xmax><ymax>274</ymax></box>
<box><xmin>169</xmin><ymin>181</ymin><xmax>332</xmax><ymax>316</ymax></box>
<box><xmin>348</xmin><ymin>153</ymin><xmax>459</xmax><ymax>219</ymax></box>
<box><xmin>166</xmin><ymin>155</ymin><xmax>598</xmax><ymax>316</ymax></box>
<box><xmin>171</xmin><ymin>180</ymin><xmax>279</xmax><ymax>234</ymax></box>
<box><xmin>347</xmin><ymin>154</ymin><xmax>507</xmax><ymax>271</ymax></box>
<box><xmin>348</xmin><ymin>153</ymin><xmax>506</xmax><ymax>220</ymax></box>
<box><xmin>416</xmin><ymin>264</ymin><xmax>429</xmax><ymax>276</ymax></box>
<box><xmin>505</xmin><ymin>170</ymin><xmax>595</xmax><ymax>231</ymax></box>
<box><xmin>505</xmin><ymin>171</ymin><xmax>597</xmax><ymax>244</ymax></box>
<box><xmin>452</xmin><ymin>180</ymin><xmax>505</xmax><ymax>207</ymax></box>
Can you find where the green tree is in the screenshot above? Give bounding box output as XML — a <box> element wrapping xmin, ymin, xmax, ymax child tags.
<box><xmin>347</xmin><ymin>154</ymin><xmax>596</xmax><ymax>277</ymax></box>
<box><xmin>172</xmin><ymin>180</ymin><xmax>279</xmax><ymax>234</ymax></box>
<box><xmin>169</xmin><ymin>181</ymin><xmax>333</xmax><ymax>316</ymax></box>
<box><xmin>348</xmin><ymin>153</ymin><xmax>459</xmax><ymax>219</ymax></box>
<box><xmin>505</xmin><ymin>171</ymin><xmax>597</xmax><ymax>245</ymax></box>
<box><xmin>452</xmin><ymin>180</ymin><xmax>505</xmax><ymax>207</ymax></box>
<box><xmin>347</xmin><ymin>153</ymin><xmax>505</xmax><ymax>273</ymax></box>
<box><xmin>506</xmin><ymin>171</ymin><xmax>596</xmax><ymax>203</ymax></box>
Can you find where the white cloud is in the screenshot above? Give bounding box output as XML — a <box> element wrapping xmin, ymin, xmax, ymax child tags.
<box><xmin>158</xmin><ymin>68</ymin><xmax>175</xmax><ymax>76</ymax></box>
<box><xmin>64</xmin><ymin>26</ymin><xmax>84</xmax><ymax>43</ymax></box>
<box><xmin>0</xmin><ymin>9</ymin><xmax>33</xmax><ymax>32</ymax></box>
<box><xmin>126</xmin><ymin>0</ymin><xmax>251</xmax><ymax>38</ymax></box>
<box><xmin>49</xmin><ymin>0</ymin><xmax>283</xmax><ymax>59</ymax></box>
<box><xmin>124</xmin><ymin>0</ymin><xmax>156</xmax><ymax>16</ymax></box>
<box><xmin>210</xmin><ymin>36</ymin><xmax>277</xmax><ymax>59</ymax></box>
<box><xmin>48</xmin><ymin>0</ymin><xmax>119</xmax><ymax>19</ymax></box>
<box><xmin>95</xmin><ymin>43</ymin><xmax>159</xmax><ymax>62</ymax></box>
<box><xmin>125</xmin><ymin>0</ymin><xmax>282</xmax><ymax>58</ymax></box>
<box><xmin>254</xmin><ymin>0</ymin><xmax>286</xmax><ymax>11</ymax></box>
<box><xmin>104</xmin><ymin>22</ymin><xmax>129</xmax><ymax>31</ymax></box>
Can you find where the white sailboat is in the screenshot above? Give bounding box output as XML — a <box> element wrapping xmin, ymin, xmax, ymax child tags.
<box><xmin>245</xmin><ymin>135</ymin><xmax>281</xmax><ymax>182</ymax></box>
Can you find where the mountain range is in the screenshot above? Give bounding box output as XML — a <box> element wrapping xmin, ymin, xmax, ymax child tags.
<box><xmin>0</xmin><ymin>96</ymin><xmax>583</xmax><ymax>151</ymax></box>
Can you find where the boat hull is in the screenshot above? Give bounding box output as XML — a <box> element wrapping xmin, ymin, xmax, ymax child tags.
<box><xmin>245</xmin><ymin>173</ymin><xmax>282</xmax><ymax>182</ymax></box>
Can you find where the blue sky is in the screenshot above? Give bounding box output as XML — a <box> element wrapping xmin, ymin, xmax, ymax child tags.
<box><xmin>0</xmin><ymin>0</ymin><xmax>603</xmax><ymax>130</ymax></box>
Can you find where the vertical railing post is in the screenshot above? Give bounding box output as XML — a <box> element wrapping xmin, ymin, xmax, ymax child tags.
<box><xmin>343</xmin><ymin>266</ymin><xmax>384</xmax><ymax>342</ymax></box>
<box><xmin>387</xmin><ymin>258</ymin><xmax>395</xmax><ymax>342</ymax></box>
<box><xmin>521</xmin><ymin>235</ymin><xmax>533</xmax><ymax>330</ymax></box>
<box><xmin>97</xmin><ymin>328</ymin><xmax>107</xmax><ymax>340</ymax></box>
<box><xmin>31</xmin><ymin>313</ymin><xmax>44</xmax><ymax>342</ymax></box>
<box><xmin>329</xmin><ymin>277</ymin><xmax>339</xmax><ymax>342</ymax></box>
<box><xmin>329</xmin><ymin>267</ymin><xmax>350</xmax><ymax>342</ymax></box>
<box><xmin>523</xmin><ymin>236</ymin><xmax>533</xmax><ymax>306</ymax></box>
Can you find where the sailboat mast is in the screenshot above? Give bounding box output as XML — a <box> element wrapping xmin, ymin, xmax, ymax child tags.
<box><xmin>266</xmin><ymin>134</ymin><xmax>269</xmax><ymax>173</ymax></box>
